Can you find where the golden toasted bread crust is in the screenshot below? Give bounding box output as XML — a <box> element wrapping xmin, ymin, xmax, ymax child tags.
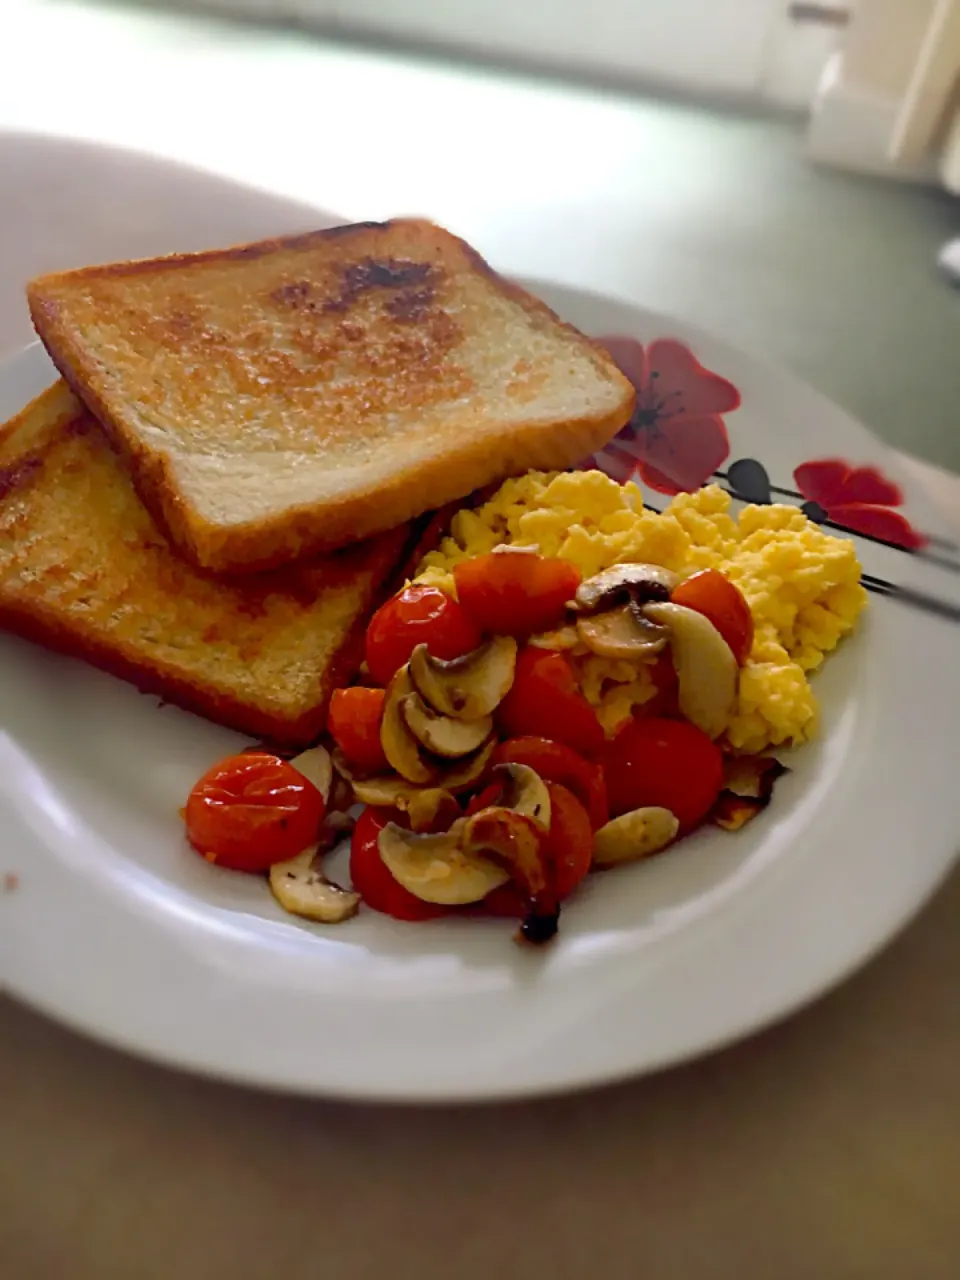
<box><xmin>0</xmin><ymin>384</ymin><xmax>435</xmax><ymax>745</ymax></box>
<box><xmin>28</xmin><ymin>219</ymin><xmax>635</xmax><ymax>573</ymax></box>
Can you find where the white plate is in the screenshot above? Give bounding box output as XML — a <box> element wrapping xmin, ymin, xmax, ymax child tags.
<box><xmin>3</xmin><ymin>282</ymin><xmax>960</xmax><ymax>1103</ymax></box>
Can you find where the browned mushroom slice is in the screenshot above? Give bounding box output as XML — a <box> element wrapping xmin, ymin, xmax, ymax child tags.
<box><xmin>711</xmin><ymin>755</ymin><xmax>788</xmax><ymax>831</ymax></box>
<box><xmin>380</xmin><ymin>667</ymin><xmax>438</xmax><ymax>785</ymax></box>
<box><xmin>400</xmin><ymin>692</ymin><xmax>493</xmax><ymax>758</ymax></box>
<box><xmin>576</xmin><ymin>602</ymin><xmax>668</xmax><ymax>660</ymax></box>
<box><xmin>334</xmin><ymin>741</ymin><xmax>495</xmax><ymax>807</ymax></box>
<box><xmin>489</xmin><ymin>762</ymin><xmax>552</xmax><ymax>830</ymax></box>
<box><xmin>287</xmin><ymin>745</ymin><xmax>333</xmax><ymax>803</ymax></box>
<box><xmin>439</xmin><ymin>736</ymin><xmax>498</xmax><ymax>793</ymax></box>
<box><xmin>642</xmin><ymin>602</ymin><xmax>737</xmax><ymax>740</ymax></box>
<box><xmin>592</xmin><ymin>807</ymin><xmax>679</xmax><ymax>866</ymax></box>
<box><xmin>377</xmin><ymin>821</ymin><xmax>508</xmax><ymax>904</ymax></box>
<box><xmin>463</xmin><ymin>807</ymin><xmax>558</xmax><ymax>944</ymax></box>
<box><xmin>269</xmin><ymin>847</ymin><xmax>360</xmax><ymax>923</ymax></box>
<box><xmin>408</xmin><ymin>636</ymin><xmax>517</xmax><ymax>720</ymax></box>
<box><xmin>575</xmin><ymin>563</ymin><xmax>680</xmax><ymax>614</ymax></box>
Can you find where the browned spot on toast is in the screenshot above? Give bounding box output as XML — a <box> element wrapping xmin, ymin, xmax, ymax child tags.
<box><xmin>386</xmin><ymin>287</ymin><xmax>436</xmax><ymax>322</ymax></box>
<box><xmin>0</xmin><ymin>456</ymin><xmax>43</xmax><ymax>502</ymax></box>
<box><xmin>318</xmin><ymin>259</ymin><xmax>437</xmax><ymax>315</ymax></box>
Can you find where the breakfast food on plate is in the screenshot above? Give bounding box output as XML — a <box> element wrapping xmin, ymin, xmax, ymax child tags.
<box><xmin>0</xmin><ymin>382</ymin><xmax>433</xmax><ymax>745</ymax></box>
<box><xmin>414</xmin><ymin>469</ymin><xmax>868</xmax><ymax>754</ymax></box>
<box><xmin>27</xmin><ymin>218</ymin><xmax>636</xmax><ymax>574</ymax></box>
<box><xmin>183</xmin><ymin>469</ymin><xmax>868</xmax><ymax>943</ymax></box>
<box><xmin>1</xmin><ymin>218</ymin><xmax>869</xmax><ymax>947</ymax></box>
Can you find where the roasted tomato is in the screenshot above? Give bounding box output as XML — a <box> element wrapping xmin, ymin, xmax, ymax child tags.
<box><xmin>453</xmin><ymin>551</ymin><xmax>581</xmax><ymax>637</ymax></box>
<box><xmin>601</xmin><ymin>716</ymin><xmax>723</xmax><ymax>832</ymax></box>
<box><xmin>640</xmin><ymin>653</ymin><xmax>680</xmax><ymax>720</ymax></box>
<box><xmin>497</xmin><ymin>648</ymin><xmax>605</xmax><ymax>757</ymax></box>
<box><xmin>671</xmin><ymin>569</ymin><xmax>754</xmax><ymax>664</ymax></box>
<box><xmin>542</xmin><ymin>781</ymin><xmax>594</xmax><ymax>899</ymax></box>
<box><xmin>491</xmin><ymin>737</ymin><xmax>608</xmax><ymax>830</ymax></box>
<box><xmin>349</xmin><ymin>807</ymin><xmax>450</xmax><ymax>922</ymax></box>
<box><xmin>185</xmin><ymin>752</ymin><xmax>326</xmax><ymax>872</ymax></box>
<box><xmin>471</xmin><ymin>779</ymin><xmax>592</xmax><ymax>906</ymax></box>
<box><xmin>365</xmin><ymin>585</ymin><xmax>482</xmax><ymax>687</ymax></box>
<box><xmin>327</xmin><ymin>687</ymin><xmax>389</xmax><ymax>774</ymax></box>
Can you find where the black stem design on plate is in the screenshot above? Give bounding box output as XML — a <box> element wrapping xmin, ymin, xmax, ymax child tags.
<box><xmin>715</xmin><ymin>464</ymin><xmax>960</xmax><ymax>570</ymax></box>
<box><xmin>639</xmin><ymin>480</ymin><xmax>960</xmax><ymax>624</ymax></box>
<box><xmin>861</xmin><ymin>575</ymin><xmax>960</xmax><ymax>624</ymax></box>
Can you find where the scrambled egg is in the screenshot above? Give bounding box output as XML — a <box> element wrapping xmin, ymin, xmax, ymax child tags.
<box><xmin>416</xmin><ymin>470</ymin><xmax>867</xmax><ymax>755</ymax></box>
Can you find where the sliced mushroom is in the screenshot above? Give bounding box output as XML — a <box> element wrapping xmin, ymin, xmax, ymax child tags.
<box><xmin>439</xmin><ymin>736</ymin><xmax>498</xmax><ymax>793</ymax></box>
<box><xmin>330</xmin><ymin>758</ymin><xmax>456</xmax><ymax>832</ymax></box>
<box><xmin>401</xmin><ymin>692</ymin><xmax>493</xmax><ymax>759</ymax></box>
<box><xmin>592</xmin><ymin>807</ymin><xmax>679</xmax><ymax>867</ymax></box>
<box><xmin>721</xmin><ymin>754</ymin><xmax>789</xmax><ymax>800</ymax></box>
<box><xmin>331</xmin><ymin>747</ymin><xmax>357</xmax><ymax>780</ymax></box>
<box><xmin>269</xmin><ymin>846</ymin><xmax>360</xmax><ymax>923</ymax></box>
<box><xmin>642</xmin><ymin>602</ymin><xmax>737</xmax><ymax>740</ymax></box>
<box><xmin>711</xmin><ymin>755</ymin><xmax>788</xmax><ymax>832</ymax></box>
<box><xmin>463</xmin><ymin>809</ymin><xmax>547</xmax><ymax>895</ymax></box>
<box><xmin>288</xmin><ymin>744</ymin><xmax>333</xmax><ymax>803</ymax></box>
<box><xmin>334</xmin><ymin>740</ymin><xmax>494</xmax><ymax>806</ymax></box>
<box><xmin>357</xmin><ymin>778</ymin><xmax>458</xmax><ymax>833</ymax></box>
<box><xmin>380</xmin><ymin>666</ymin><xmax>437</xmax><ymax>785</ymax></box>
<box><xmin>377</xmin><ymin>820</ymin><xmax>509</xmax><ymax>904</ymax></box>
<box><xmin>575</xmin><ymin>563</ymin><xmax>680</xmax><ymax>614</ymax></box>
<box><xmin>490</xmin><ymin>762</ymin><xmax>552</xmax><ymax>830</ymax></box>
<box><xmin>316</xmin><ymin>810</ymin><xmax>356</xmax><ymax>852</ymax></box>
<box><xmin>463</xmin><ymin>807</ymin><xmax>558</xmax><ymax>943</ymax></box>
<box><xmin>576</xmin><ymin>602</ymin><xmax>668</xmax><ymax>660</ymax></box>
<box><xmin>409</xmin><ymin>636</ymin><xmax>517</xmax><ymax>721</ymax></box>
<box><xmin>404</xmin><ymin>788</ymin><xmax>462</xmax><ymax>834</ymax></box>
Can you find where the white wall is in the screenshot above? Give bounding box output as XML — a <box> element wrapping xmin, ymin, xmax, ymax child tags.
<box><xmin>196</xmin><ymin>0</ymin><xmax>819</xmax><ymax>102</ymax></box>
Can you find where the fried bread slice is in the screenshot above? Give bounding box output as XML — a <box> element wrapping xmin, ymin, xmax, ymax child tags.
<box><xmin>0</xmin><ymin>382</ymin><xmax>424</xmax><ymax>745</ymax></box>
<box><xmin>28</xmin><ymin>219</ymin><xmax>635</xmax><ymax>572</ymax></box>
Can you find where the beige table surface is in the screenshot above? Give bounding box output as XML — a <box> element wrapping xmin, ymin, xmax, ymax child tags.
<box><xmin>2</xmin><ymin>120</ymin><xmax>960</xmax><ymax>1279</ymax></box>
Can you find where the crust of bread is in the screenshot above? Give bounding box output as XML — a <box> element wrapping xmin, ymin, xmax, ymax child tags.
<box><xmin>28</xmin><ymin>219</ymin><xmax>635</xmax><ymax>574</ymax></box>
<box><xmin>0</xmin><ymin>384</ymin><xmax>439</xmax><ymax>746</ymax></box>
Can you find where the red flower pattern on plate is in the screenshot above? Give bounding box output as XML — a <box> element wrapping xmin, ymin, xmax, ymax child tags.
<box><xmin>588</xmin><ymin>337</ymin><xmax>740</xmax><ymax>494</ymax></box>
<box><xmin>794</xmin><ymin>458</ymin><xmax>928</xmax><ymax>550</ymax></box>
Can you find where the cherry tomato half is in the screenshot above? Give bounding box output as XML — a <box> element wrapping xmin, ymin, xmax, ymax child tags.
<box><xmin>365</xmin><ymin>585</ymin><xmax>482</xmax><ymax>687</ymax></box>
<box><xmin>465</xmin><ymin>783</ymin><xmax>502</xmax><ymax>817</ymax></box>
<box><xmin>542</xmin><ymin>781</ymin><xmax>594</xmax><ymax>899</ymax></box>
<box><xmin>475</xmin><ymin>882</ymin><xmax>525</xmax><ymax>918</ymax></box>
<box><xmin>471</xmin><ymin>782</ymin><xmax>593</xmax><ymax>912</ymax></box>
<box><xmin>601</xmin><ymin>717</ymin><xmax>723</xmax><ymax>832</ymax></box>
<box><xmin>671</xmin><ymin>569</ymin><xmax>754</xmax><ymax>665</ymax></box>
<box><xmin>491</xmin><ymin>737</ymin><xmax>608</xmax><ymax>830</ymax></box>
<box><xmin>453</xmin><ymin>552</ymin><xmax>581</xmax><ymax>638</ymax></box>
<box><xmin>497</xmin><ymin>648</ymin><xmax>605</xmax><ymax>757</ymax></box>
<box><xmin>327</xmin><ymin>686</ymin><xmax>389</xmax><ymax>774</ymax></box>
<box><xmin>632</xmin><ymin>653</ymin><xmax>680</xmax><ymax>721</ymax></box>
<box><xmin>349</xmin><ymin>807</ymin><xmax>450</xmax><ymax>922</ymax></box>
<box><xmin>185</xmin><ymin>752</ymin><xmax>326</xmax><ymax>872</ymax></box>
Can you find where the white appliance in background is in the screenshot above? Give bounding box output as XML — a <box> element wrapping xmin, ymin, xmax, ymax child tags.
<box><xmin>193</xmin><ymin>0</ymin><xmax>841</xmax><ymax>107</ymax></box>
<box><xmin>806</xmin><ymin>0</ymin><xmax>960</xmax><ymax>278</ymax></box>
<box><xmin>806</xmin><ymin>0</ymin><xmax>960</xmax><ymax>186</ymax></box>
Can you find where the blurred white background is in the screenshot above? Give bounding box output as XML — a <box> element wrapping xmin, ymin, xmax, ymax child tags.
<box><xmin>120</xmin><ymin>0</ymin><xmax>845</xmax><ymax>106</ymax></box>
